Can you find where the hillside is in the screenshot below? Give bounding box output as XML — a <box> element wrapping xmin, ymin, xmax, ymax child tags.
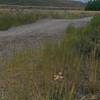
<box><xmin>0</xmin><ymin>0</ymin><xmax>85</xmax><ymax>7</ymax></box>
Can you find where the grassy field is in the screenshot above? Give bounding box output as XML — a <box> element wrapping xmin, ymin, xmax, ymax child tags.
<box><xmin>0</xmin><ymin>15</ymin><xmax>100</xmax><ymax>100</ymax></box>
<box><xmin>0</xmin><ymin>9</ymin><xmax>99</xmax><ymax>30</ymax></box>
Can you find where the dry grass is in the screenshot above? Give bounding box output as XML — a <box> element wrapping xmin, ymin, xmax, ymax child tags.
<box><xmin>0</xmin><ymin>15</ymin><xmax>100</xmax><ymax>100</ymax></box>
<box><xmin>0</xmin><ymin>9</ymin><xmax>100</xmax><ymax>30</ymax></box>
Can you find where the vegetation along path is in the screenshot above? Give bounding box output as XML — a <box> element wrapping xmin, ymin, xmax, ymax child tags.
<box><xmin>0</xmin><ymin>17</ymin><xmax>92</xmax><ymax>56</ymax></box>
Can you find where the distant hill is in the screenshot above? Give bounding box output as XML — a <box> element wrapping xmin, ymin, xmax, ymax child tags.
<box><xmin>0</xmin><ymin>0</ymin><xmax>85</xmax><ymax>7</ymax></box>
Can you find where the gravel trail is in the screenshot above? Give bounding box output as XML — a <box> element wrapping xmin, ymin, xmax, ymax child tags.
<box><xmin>0</xmin><ymin>17</ymin><xmax>92</xmax><ymax>56</ymax></box>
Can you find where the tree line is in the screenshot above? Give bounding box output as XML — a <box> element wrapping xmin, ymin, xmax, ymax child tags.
<box><xmin>85</xmin><ymin>0</ymin><xmax>100</xmax><ymax>10</ymax></box>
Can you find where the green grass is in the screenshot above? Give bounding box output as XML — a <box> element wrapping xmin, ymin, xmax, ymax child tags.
<box><xmin>0</xmin><ymin>15</ymin><xmax>100</xmax><ymax>100</ymax></box>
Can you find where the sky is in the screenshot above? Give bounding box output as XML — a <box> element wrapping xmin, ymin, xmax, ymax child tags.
<box><xmin>81</xmin><ymin>0</ymin><xmax>88</xmax><ymax>2</ymax></box>
<box><xmin>75</xmin><ymin>0</ymin><xmax>88</xmax><ymax>3</ymax></box>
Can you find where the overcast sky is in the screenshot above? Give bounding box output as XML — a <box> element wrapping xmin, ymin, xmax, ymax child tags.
<box><xmin>75</xmin><ymin>0</ymin><xmax>88</xmax><ymax>2</ymax></box>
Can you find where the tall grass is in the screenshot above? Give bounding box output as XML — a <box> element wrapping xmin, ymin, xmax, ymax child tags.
<box><xmin>0</xmin><ymin>15</ymin><xmax>100</xmax><ymax>100</ymax></box>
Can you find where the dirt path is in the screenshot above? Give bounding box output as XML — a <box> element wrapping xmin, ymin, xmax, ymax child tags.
<box><xmin>0</xmin><ymin>17</ymin><xmax>92</xmax><ymax>56</ymax></box>
<box><xmin>0</xmin><ymin>17</ymin><xmax>92</xmax><ymax>37</ymax></box>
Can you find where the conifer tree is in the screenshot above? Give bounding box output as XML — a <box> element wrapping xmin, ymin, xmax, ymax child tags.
<box><xmin>85</xmin><ymin>0</ymin><xmax>100</xmax><ymax>10</ymax></box>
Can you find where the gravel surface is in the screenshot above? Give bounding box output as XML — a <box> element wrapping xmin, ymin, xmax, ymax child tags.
<box><xmin>0</xmin><ymin>17</ymin><xmax>92</xmax><ymax>57</ymax></box>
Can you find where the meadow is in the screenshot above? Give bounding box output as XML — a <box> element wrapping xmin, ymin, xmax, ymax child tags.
<box><xmin>0</xmin><ymin>14</ymin><xmax>100</xmax><ymax>100</ymax></box>
<box><xmin>0</xmin><ymin>9</ymin><xmax>99</xmax><ymax>30</ymax></box>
